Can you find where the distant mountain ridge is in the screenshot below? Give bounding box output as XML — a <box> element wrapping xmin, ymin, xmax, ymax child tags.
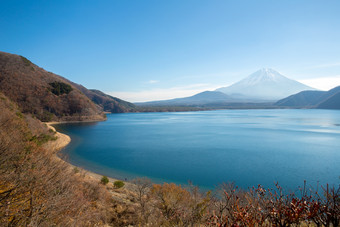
<box><xmin>138</xmin><ymin>68</ymin><xmax>315</xmax><ymax>107</ymax></box>
<box><xmin>2</xmin><ymin>51</ymin><xmax>337</xmax><ymax>113</ymax></box>
<box><xmin>276</xmin><ymin>86</ymin><xmax>340</xmax><ymax>109</ymax></box>
<box><xmin>216</xmin><ymin>68</ymin><xmax>315</xmax><ymax>101</ymax></box>
<box><xmin>136</xmin><ymin>91</ymin><xmax>233</xmax><ymax>106</ymax></box>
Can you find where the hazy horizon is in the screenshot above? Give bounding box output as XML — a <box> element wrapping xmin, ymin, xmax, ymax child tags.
<box><xmin>115</xmin><ymin>68</ymin><xmax>336</xmax><ymax>103</ymax></box>
<box><xmin>1</xmin><ymin>0</ymin><xmax>340</xmax><ymax>102</ymax></box>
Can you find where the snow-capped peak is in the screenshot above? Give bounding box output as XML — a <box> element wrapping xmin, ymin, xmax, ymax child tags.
<box><xmin>216</xmin><ymin>68</ymin><xmax>315</xmax><ymax>101</ymax></box>
<box><xmin>241</xmin><ymin>68</ymin><xmax>286</xmax><ymax>85</ymax></box>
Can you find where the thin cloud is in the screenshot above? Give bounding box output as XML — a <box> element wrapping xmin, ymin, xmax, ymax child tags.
<box><xmin>108</xmin><ymin>84</ymin><xmax>221</xmax><ymax>102</ymax></box>
<box><xmin>308</xmin><ymin>62</ymin><xmax>340</xmax><ymax>69</ymax></box>
<box><xmin>147</xmin><ymin>80</ymin><xmax>159</xmax><ymax>84</ymax></box>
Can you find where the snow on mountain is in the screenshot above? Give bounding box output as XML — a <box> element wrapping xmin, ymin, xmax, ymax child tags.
<box><xmin>216</xmin><ymin>68</ymin><xmax>315</xmax><ymax>101</ymax></box>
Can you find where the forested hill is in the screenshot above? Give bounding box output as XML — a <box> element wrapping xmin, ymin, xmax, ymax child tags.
<box><xmin>69</xmin><ymin>82</ymin><xmax>136</xmax><ymax>113</ymax></box>
<box><xmin>0</xmin><ymin>51</ymin><xmax>135</xmax><ymax>121</ymax></box>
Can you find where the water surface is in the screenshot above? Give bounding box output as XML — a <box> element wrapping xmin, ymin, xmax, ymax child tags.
<box><xmin>55</xmin><ymin>109</ymin><xmax>340</xmax><ymax>190</ymax></box>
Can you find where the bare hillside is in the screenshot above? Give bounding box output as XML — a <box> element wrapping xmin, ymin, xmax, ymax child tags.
<box><xmin>0</xmin><ymin>51</ymin><xmax>106</xmax><ymax>121</ymax></box>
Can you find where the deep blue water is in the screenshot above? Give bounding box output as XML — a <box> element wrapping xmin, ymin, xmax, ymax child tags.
<box><xmin>55</xmin><ymin>109</ymin><xmax>340</xmax><ymax>190</ymax></box>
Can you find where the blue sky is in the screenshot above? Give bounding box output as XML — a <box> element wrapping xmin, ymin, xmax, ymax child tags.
<box><xmin>1</xmin><ymin>0</ymin><xmax>340</xmax><ymax>101</ymax></box>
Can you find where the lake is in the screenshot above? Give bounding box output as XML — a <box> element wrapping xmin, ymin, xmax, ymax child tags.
<box><xmin>54</xmin><ymin>109</ymin><xmax>340</xmax><ymax>190</ymax></box>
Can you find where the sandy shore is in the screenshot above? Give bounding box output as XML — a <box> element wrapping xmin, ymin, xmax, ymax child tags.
<box><xmin>44</xmin><ymin>123</ymin><xmax>71</xmax><ymax>151</ymax></box>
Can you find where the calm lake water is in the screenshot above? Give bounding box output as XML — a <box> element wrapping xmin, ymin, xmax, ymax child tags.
<box><xmin>55</xmin><ymin>109</ymin><xmax>340</xmax><ymax>190</ymax></box>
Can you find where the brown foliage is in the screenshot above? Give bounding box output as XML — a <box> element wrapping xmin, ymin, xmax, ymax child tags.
<box><xmin>0</xmin><ymin>51</ymin><xmax>106</xmax><ymax>122</ymax></box>
<box><xmin>0</xmin><ymin>93</ymin><xmax>113</xmax><ymax>226</ymax></box>
<box><xmin>207</xmin><ymin>182</ymin><xmax>340</xmax><ymax>227</ymax></box>
<box><xmin>149</xmin><ymin>182</ymin><xmax>211</xmax><ymax>226</ymax></box>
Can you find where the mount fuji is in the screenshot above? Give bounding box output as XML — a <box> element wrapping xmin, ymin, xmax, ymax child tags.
<box><xmin>216</xmin><ymin>68</ymin><xmax>315</xmax><ymax>101</ymax></box>
<box><xmin>137</xmin><ymin>68</ymin><xmax>316</xmax><ymax>107</ymax></box>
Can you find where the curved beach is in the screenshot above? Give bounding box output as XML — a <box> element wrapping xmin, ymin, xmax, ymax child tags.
<box><xmin>44</xmin><ymin>122</ymin><xmax>136</xmax><ymax>193</ymax></box>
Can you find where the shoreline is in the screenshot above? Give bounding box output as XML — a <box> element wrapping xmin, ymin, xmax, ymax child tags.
<box><xmin>46</xmin><ymin>121</ymin><xmax>209</xmax><ymax>192</ymax></box>
<box><xmin>46</xmin><ymin>118</ymin><xmax>106</xmax><ymax>125</ymax></box>
<box><xmin>45</xmin><ymin>123</ymin><xmax>71</xmax><ymax>151</ymax></box>
<box><xmin>44</xmin><ymin>122</ymin><xmax>136</xmax><ymax>191</ymax></box>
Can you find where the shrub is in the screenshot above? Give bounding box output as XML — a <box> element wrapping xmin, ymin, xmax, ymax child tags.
<box><xmin>49</xmin><ymin>81</ymin><xmax>73</xmax><ymax>96</ymax></box>
<box><xmin>73</xmin><ymin>167</ymin><xmax>79</xmax><ymax>174</ymax></box>
<box><xmin>16</xmin><ymin>111</ymin><xmax>24</xmax><ymax>118</ymax></box>
<box><xmin>48</xmin><ymin>128</ymin><xmax>56</xmax><ymax>134</ymax></box>
<box><xmin>37</xmin><ymin>110</ymin><xmax>54</xmax><ymax>122</ymax></box>
<box><xmin>29</xmin><ymin>133</ymin><xmax>57</xmax><ymax>146</ymax></box>
<box><xmin>100</xmin><ymin>176</ymin><xmax>109</xmax><ymax>185</ymax></box>
<box><xmin>113</xmin><ymin>180</ymin><xmax>125</xmax><ymax>188</ymax></box>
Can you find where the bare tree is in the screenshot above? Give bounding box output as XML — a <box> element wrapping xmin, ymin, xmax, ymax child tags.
<box><xmin>131</xmin><ymin>177</ymin><xmax>152</xmax><ymax>224</ymax></box>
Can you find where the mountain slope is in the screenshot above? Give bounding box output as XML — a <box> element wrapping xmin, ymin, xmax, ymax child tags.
<box><xmin>90</xmin><ymin>89</ymin><xmax>136</xmax><ymax>112</ymax></box>
<box><xmin>0</xmin><ymin>51</ymin><xmax>133</xmax><ymax>121</ymax></box>
<box><xmin>317</xmin><ymin>91</ymin><xmax>340</xmax><ymax>109</ymax></box>
<box><xmin>216</xmin><ymin>68</ymin><xmax>315</xmax><ymax>101</ymax></box>
<box><xmin>69</xmin><ymin>82</ymin><xmax>136</xmax><ymax>113</ymax></box>
<box><xmin>0</xmin><ymin>91</ymin><xmax>112</xmax><ymax>225</ymax></box>
<box><xmin>275</xmin><ymin>90</ymin><xmax>325</xmax><ymax>107</ymax></box>
<box><xmin>275</xmin><ymin>86</ymin><xmax>340</xmax><ymax>109</ymax></box>
<box><xmin>316</xmin><ymin>86</ymin><xmax>340</xmax><ymax>109</ymax></box>
<box><xmin>136</xmin><ymin>91</ymin><xmax>233</xmax><ymax>106</ymax></box>
<box><xmin>0</xmin><ymin>51</ymin><xmax>107</xmax><ymax>121</ymax></box>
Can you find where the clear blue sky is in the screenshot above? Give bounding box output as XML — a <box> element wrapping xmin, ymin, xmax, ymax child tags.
<box><xmin>1</xmin><ymin>0</ymin><xmax>340</xmax><ymax>101</ymax></box>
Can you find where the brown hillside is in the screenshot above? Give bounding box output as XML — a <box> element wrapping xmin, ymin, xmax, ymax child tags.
<box><xmin>69</xmin><ymin>83</ymin><xmax>136</xmax><ymax>113</ymax></box>
<box><xmin>0</xmin><ymin>51</ymin><xmax>105</xmax><ymax>121</ymax></box>
<box><xmin>0</xmin><ymin>92</ymin><xmax>114</xmax><ymax>225</ymax></box>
